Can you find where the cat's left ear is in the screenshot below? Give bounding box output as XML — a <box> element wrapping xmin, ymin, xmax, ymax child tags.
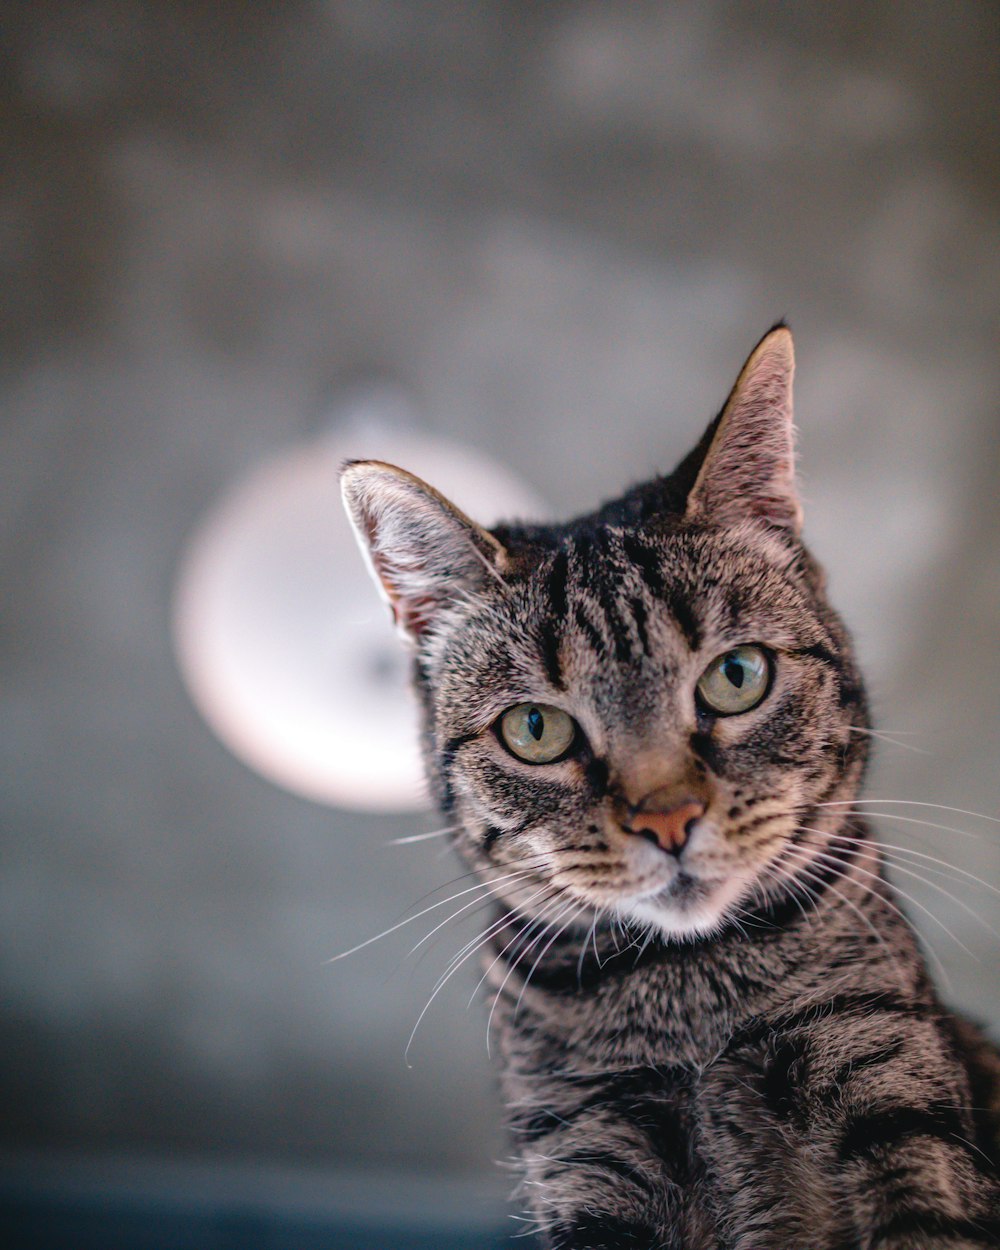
<box><xmin>341</xmin><ymin>460</ymin><xmax>509</xmax><ymax>645</ymax></box>
<box><xmin>684</xmin><ymin>325</ymin><xmax>802</xmax><ymax>535</ymax></box>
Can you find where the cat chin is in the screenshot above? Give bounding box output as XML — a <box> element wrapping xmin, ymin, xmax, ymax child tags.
<box><xmin>625</xmin><ymin>875</ymin><xmax>753</xmax><ymax>942</ymax></box>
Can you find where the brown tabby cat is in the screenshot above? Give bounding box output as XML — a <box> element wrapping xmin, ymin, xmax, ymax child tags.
<box><xmin>341</xmin><ymin>327</ymin><xmax>1000</xmax><ymax>1249</ymax></box>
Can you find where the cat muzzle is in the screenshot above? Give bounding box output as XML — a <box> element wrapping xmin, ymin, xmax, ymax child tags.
<box><xmin>623</xmin><ymin>791</ymin><xmax>707</xmax><ymax>857</ymax></box>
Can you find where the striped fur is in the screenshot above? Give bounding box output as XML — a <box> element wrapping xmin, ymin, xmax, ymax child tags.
<box><xmin>342</xmin><ymin>327</ymin><xmax>1000</xmax><ymax>1248</ymax></box>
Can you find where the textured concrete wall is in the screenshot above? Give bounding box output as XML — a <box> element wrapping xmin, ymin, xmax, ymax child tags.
<box><xmin>1</xmin><ymin>1</ymin><xmax>998</xmax><ymax>1177</ymax></box>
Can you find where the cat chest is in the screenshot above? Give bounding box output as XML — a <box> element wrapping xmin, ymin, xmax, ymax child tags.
<box><xmin>510</xmin><ymin>1057</ymin><xmax>846</xmax><ymax>1248</ymax></box>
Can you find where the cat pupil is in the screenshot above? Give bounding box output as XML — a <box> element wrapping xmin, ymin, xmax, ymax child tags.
<box><xmin>723</xmin><ymin>655</ymin><xmax>745</xmax><ymax>688</ymax></box>
<box><xmin>527</xmin><ymin>707</ymin><xmax>544</xmax><ymax>740</ymax></box>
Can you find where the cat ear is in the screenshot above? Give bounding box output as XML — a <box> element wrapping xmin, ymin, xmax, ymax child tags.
<box><xmin>340</xmin><ymin>460</ymin><xmax>508</xmax><ymax>644</ymax></box>
<box><xmin>684</xmin><ymin>325</ymin><xmax>802</xmax><ymax>535</ymax></box>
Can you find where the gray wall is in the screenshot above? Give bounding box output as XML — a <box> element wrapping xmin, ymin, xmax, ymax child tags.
<box><xmin>2</xmin><ymin>1</ymin><xmax>998</xmax><ymax>1179</ymax></box>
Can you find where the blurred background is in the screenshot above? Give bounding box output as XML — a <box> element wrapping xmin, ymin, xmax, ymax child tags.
<box><xmin>2</xmin><ymin>1</ymin><xmax>998</xmax><ymax>1244</ymax></box>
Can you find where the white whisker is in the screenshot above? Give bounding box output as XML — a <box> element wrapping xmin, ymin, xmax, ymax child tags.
<box><xmin>326</xmin><ymin>867</ymin><xmax>539</xmax><ymax>963</ymax></box>
<box><xmin>795</xmin><ymin>833</ymin><xmax>977</xmax><ymax>968</ymax></box>
<box><xmin>847</xmin><ymin>727</ymin><xmax>929</xmax><ymax>755</ymax></box>
<box><xmin>403</xmin><ymin>890</ymin><xmax>562</xmax><ymax>1068</ymax></box>
<box><xmin>514</xmin><ymin>901</ymin><xmax>586</xmax><ymax>1021</ymax></box>
<box><xmin>404</xmin><ymin>875</ymin><xmax>545</xmax><ymax>962</ymax></box>
<box><xmin>828</xmin><ymin>832</ymin><xmax>1000</xmax><ymax>900</ymax></box>
<box><xmin>821</xmin><ymin>836</ymin><xmax>1000</xmax><ymax>942</ymax></box>
<box><xmin>777</xmin><ymin>843</ymin><xmax>917</xmax><ymax>990</ymax></box>
<box><xmin>485</xmin><ymin>899</ymin><xmax>571</xmax><ymax>1059</ymax></box>
<box><xmin>819</xmin><ymin>799</ymin><xmax>1000</xmax><ymax>826</ymax></box>
<box><xmin>387</xmin><ymin>825</ymin><xmax>460</xmax><ymax>845</ymax></box>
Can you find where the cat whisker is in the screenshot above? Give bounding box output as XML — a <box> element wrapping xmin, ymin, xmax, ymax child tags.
<box><xmin>472</xmin><ymin>895</ymin><xmax>569</xmax><ymax>1010</ymax></box>
<box><xmin>397</xmin><ymin>893</ymin><xmax>506</xmax><ymax>981</ymax></box>
<box><xmin>629</xmin><ymin>922</ymin><xmax>657</xmax><ymax>967</ymax></box>
<box><xmin>404</xmin><ymin>891</ymin><xmax>565</xmax><ymax>1067</ymax></box>
<box><xmin>842</xmin><ymin>847</ymin><xmax>1000</xmax><ymax>944</ymax></box>
<box><xmin>403</xmin><ymin>853</ymin><xmax>551</xmax><ymax>913</ymax></box>
<box><xmin>791</xmin><ymin>834</ymin><xmax>978</xmax><ymax>971</ymax></box>
<box><xmin>797</xmin><ymin>828</ymin><xmax>994</xmax><ymax>955</ymax></box>
<box><xmin>327</xmin><ymin>866</ymin><xmax>544</xmax><ymax>963</ymax></box>
<box><xmin>485</xmin><ymin>898</ymin><xmax>576</xmax><ymax>1059</ymax></box>
<box><xmin>577</xmin><ymin>911</ymin><xmax>601</xmax><ymax>983</ymax></box>
<box><xmin>513</xmin><ymin>901</ymin><xmax>588</xmax><ymax>1022</ymax></box>
<box><xmin>414</xmin><ymin>893</ymin><xmax>564</xmax><ymax>1043</ymax></box>
<box><xmin>827</xmin><ymin>832</ymin><xmax>1000</xmax><ymax>901</ymax></box>
<box><xmin>847</xmin><ymin>727</ymin><xmax>929</xmax><ymax>755</ymax></box>
<box><xmin>403</xmin><ymin>879</ymin><xmax>545</xmax><ymax>966</ymax></box>
<box><xmin>386</xmin><ymin>824</ymin><xmax>461</xmax><ymax>845</ymax></box>
<box><xmin>404</xmin><ymin>858</ymin><xmax>570</xmax><ymax>976</ymax></box>
<box><xmin>775</xmin><ymin>844</ymin><xmax>918</xmax><ymax>991</ymax></box>
<box><xmin>826</xmin><ymin>808</ymin><xmax>988</xmax><ymax>845</ymax></box>
<box><xmin>460</xmin><ymin>885</ymin><xmax>567</xmax><ymax>1010</ymax></box>
<box><xmin>591</xmin><ymin>915</ymin><xmax>605</xmax><ymax>967</ymax></box>
<box><xmin>818</xmin><ymin>799</ymin><xmax>1000</xmax><ymax>826</ymax></box>
<box><xmin>756</xmin><ymin>859</ymin><xmax>817</xmax><ymax>932</ymax></box>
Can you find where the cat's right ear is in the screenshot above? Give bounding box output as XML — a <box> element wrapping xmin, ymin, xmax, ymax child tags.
<box><xmin>684</xmin><ymin>325</ymin><xmax>802</xmax><ymax>536</ymax></box>
<box><xmin>340</xmin><ymin>460</ymin><xmax>509</xmax><ymax>645</ymax></box>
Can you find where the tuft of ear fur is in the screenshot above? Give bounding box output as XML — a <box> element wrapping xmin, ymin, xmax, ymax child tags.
<box><xmin>340</xmin><ymin>460</ymin><xmax>508</xmax><ymax>644</ymax></box>
<box><xmin>685</xmin><ymin>325</ymin><xmax>802</xmax><ymax>535</ymax></box>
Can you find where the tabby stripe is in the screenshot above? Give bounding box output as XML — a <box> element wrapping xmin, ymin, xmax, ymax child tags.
<box><xmin>441</xmin><ymin>730</ymin><xmax>478</xmax><ymax>761</ymax></box>
<box><xmin>550</xmin><ymin>1214</ymin><xmax>662</xmax><ymax>1250</ymax></box>
<box><xmin>761</xmin><ymin>1036</ymin><xmax>808</xmax><ymax>1119</ymax></box>
<box><xmin>870</xmin><ymin>1211</ymin><xmax>1000</xmax><ymax>1247</ymax></box>
<box><xmin>538</xmin><ymin>619</ymin><xmax>565</xmax><ymax>690</ymax></box>
<box><xmin>829</xmin><ymin>1039</ymin><xmax>906</xmax><ymax>1092</ymax></box>
<box><xmin>547</xmin><ymin>547</ymin><xmax>570</xmax><ymax>618</ymax></box>
<box><xmin>514</xmin><ymin>1082</ymin><xmax>692</xmax><ymax>1178</ymax></box>
<box><xmin>621</xmin><ymin>532</ymin><xmax>666</xmax><ymax>596</ymax></box>
<box><xmin>838</xmin><ymin>1104</ymin><xmax>967</xmax><ymax>1162</ymax></box>
<box><xmin>601</xmin><ymin>594</ymin><xmax>635</xmax><ymax>665</ymax></box>
<box><xmin>575</xmin><ymin>603</ymin><xmax>607</xmax><ymax>658</ymax></box>
<box><xmin>482</xmin><ymin>824</ymin><xmax>505</xmax><ymax>850</ymax></box>
<box><xmin>664</xmin><ymin>584</ymin><xmax>702</xmax><ymax>651</ymax></box>
<box><xmin>622</xmin><ymin>531</ymin><xmax>702</xmax><ymax>647</ymax></box>
<box><xmin>572</xmin><ymin>533</ymin><xmax>595</xmax><ymax>585</ymax></box>
<box><xmin>540</xmin><ymin>550</ymin><xmax>570</xmax><ymax>689</ymax></box>
<box><xmin>439</xmin><ymin>730</ymin><xmax>478</xmax><ymax>813</ymax></box>
<box><xmin>728</xmin><ymin>992</ymin><xmax>923</xmax><ymax>1051</ymax></box>
<box><xmin>629</xmin><ymin>595</ymin><xmax>651</xmax><ymax>656</ymax></box>
<box><xmin>791</xmin><ymin>641</ymin><xmax>842</xmax><ymax>671</ymax></box>
<box><xmin>732</xmin><ymin>811</ymin><xmax>781</xmax><ymax>839</ymax></box>
<box><xmin>554</xmin><ymin>1149</ymin><xmax>659</xmax><ymax>1196</ymax></box>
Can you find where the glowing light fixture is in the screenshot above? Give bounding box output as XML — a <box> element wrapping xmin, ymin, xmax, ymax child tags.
<box><xmin>172</xmin><ymin>388</ymin><xmax>547</xmax><ymax>810</ymax></box>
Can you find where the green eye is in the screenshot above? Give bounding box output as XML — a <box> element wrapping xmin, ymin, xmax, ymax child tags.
<box><xmin>499</xmin><ymin>703</ymin><xmax>577</xmax><ymax>764</ymax></box>
<box><xmin>697</xmin><ymin>645</ymin><xmax>770</xmax><ymax>715</ymax></box>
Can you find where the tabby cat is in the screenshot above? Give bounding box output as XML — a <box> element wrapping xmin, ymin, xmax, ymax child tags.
<box><xmin>341</xmin><ymin>327</ymin><xmax>1000</xmax><ymax>1249</ymax></box>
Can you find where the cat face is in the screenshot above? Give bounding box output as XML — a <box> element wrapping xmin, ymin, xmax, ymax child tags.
<box><xmin>342</xmin><ymin>327</ymin><xmax>869</xmax><ymax>942</ymax></box>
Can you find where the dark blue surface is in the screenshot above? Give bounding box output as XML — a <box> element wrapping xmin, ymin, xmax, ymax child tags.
<box><xmin>0</xmin><ymin>1164</ymin><xmax>524</xmax><ymax>1250</ymax></box>
<box><xmin>0</xmin><ymin>1197</ymin><xmax>520</xmax><ymax>1250</ymax></box>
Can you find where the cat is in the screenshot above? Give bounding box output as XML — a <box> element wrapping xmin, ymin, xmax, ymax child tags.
<box><xmin>341</xmin><ymin>326</ymin><xmax>1000</xmax><ymax>1249</ymax></box>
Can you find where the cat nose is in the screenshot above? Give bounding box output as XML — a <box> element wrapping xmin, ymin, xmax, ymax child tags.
<box><xmin>624</xmin><ymin>790</ymin><xmax>707</xmax><ymax>857</ymax></box>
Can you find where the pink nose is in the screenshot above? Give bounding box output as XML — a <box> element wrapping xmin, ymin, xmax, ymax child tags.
<box><xmin>626</xmin><ymin>796</ymin><xmax>706</xmax><ymax>856</ymax></box>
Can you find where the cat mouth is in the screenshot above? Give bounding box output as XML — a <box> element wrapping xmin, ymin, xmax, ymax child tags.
<box><xmin>654</xmin><ymin>871</ymin><xmax>710</xmax><ymax>905</ymax></box>
<box><xmin>660</xmin><ymin>870</ymin><xmax>705</xmax><ymax>900</ymax></box>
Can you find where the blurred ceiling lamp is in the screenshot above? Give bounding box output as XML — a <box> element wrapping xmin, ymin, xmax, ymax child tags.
<box><xmin>172</xmin><ymin>387</ymin><xmax>548</xmax><ymax>811</ymax></box>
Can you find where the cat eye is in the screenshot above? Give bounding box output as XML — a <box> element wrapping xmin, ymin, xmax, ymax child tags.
<box><xmin>498</xmin><ymin>703</ymin><xmax>577</xmax><ymax>764</ymax></box>
<box><xmin>696</xmin><ymin>645</ymin><xmax>771</xmax><ymax>716</ymax></box>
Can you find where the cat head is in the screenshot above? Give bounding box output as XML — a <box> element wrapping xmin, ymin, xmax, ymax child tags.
<box><xmin>341</xmin><ymin>327</ymin><xmax>869</xmax><ymax>941</ymax></box>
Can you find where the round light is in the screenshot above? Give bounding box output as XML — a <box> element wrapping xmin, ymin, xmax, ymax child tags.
<box><xmin>172</xmin><ymin>391</ymin><xmax>548</xmax><ymax>810</ymax></box>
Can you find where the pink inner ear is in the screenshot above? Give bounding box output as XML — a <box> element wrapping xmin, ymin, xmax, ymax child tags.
<box><xmin>372</xmin><ymin>548</ymin><xmax>439</xmax><ymax>638</ymax></box>
<box><xmin>687</xmin><ymin>331</ymin><xmax>800</xmax><ymax>533</ymax></box>
<box><xmin>397</xmin><ymin>593</ymin><xmax>438</xmax><ymax>638</ymax></box>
